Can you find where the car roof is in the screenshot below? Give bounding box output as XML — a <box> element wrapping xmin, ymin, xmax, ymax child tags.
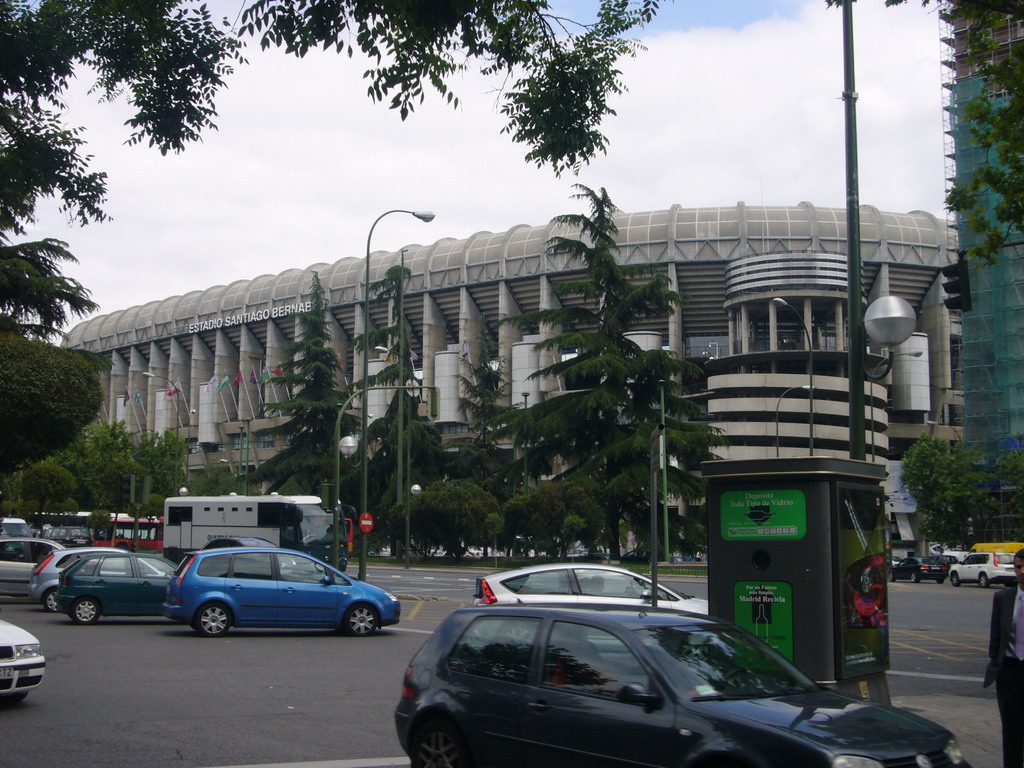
<box><xmin>194</xmin><ymin>546</ymin><xmax>291</xmax><ymax>556</ymax></box>
<box><xmin>0</xmin><ymin>537</ymin><xmax>65</xmax><ymax>547</ymax></box>
<box><xmin>449</xmin><ymin>603</ymin><xmax>717</xmax><ymax>631</ymax></box>
<box><xmin>485</xmin><ymin>562</ymin><xmax>650</xmax><ymax>579</ymax></box>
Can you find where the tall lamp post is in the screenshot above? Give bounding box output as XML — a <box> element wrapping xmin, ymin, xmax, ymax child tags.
<box><xmin>359</xmin><ymin>209</ymin><xmax>434</xmax><ymax>581</ymax></box>
<box><xmin>775</xmin><ymin>385</ymin><xmax>812</xmax><ymax>457</ymax></box>
<box><xmin>406</xmin><ymin>483</ymin><xmax>421</xmax><ymax>569</ymax></box>
<box><xmin>771</xmin><ymin>297</ymin><xmax>814</xmax><ymax>455</ymax></box>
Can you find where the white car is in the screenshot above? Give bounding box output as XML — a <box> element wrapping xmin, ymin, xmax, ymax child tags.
<box><xmin>473</xmin><ymin>562</ymin><xmax>708</xmax><ymax>613</ymax></box>
<box><xmin>0</xmin><ymin>615</ymin><xmax>46</xmax><ymax>702</ymax></box>
<box><xmin>0</xmin><ymin>538</ymin><xmax>65</xmax><ymax>596</ymax></box>
<box><xmin>949</xmin><ymin>552</ymin><xmax>1017</xmax><ymax>588</ymax></box>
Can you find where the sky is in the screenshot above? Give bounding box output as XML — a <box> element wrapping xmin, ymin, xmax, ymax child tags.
<box><xmin>26</xmin><ymin>0</ymin><xmax>949</xmax><ymax>326</ymax></box>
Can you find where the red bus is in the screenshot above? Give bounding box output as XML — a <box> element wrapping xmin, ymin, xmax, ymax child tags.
<box><xmin>94</xmin><ymin>513</ymin><xmax>164</xmax><ymax>552</ymax></box>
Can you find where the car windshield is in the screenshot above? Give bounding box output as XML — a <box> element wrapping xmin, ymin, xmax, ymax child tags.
<box><xmin>637</xmin><ymin>625</ymin><xmax>818</xmax><ymax>700</ymax></box>
<box><xmin>298</xmin><ymin>506</ymin><xmax>333</xmax><ymax>544</ymax></box>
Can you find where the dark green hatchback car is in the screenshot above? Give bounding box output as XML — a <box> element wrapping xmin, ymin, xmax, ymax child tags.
<box><xmin>56</xmin><ymin>552</ymin><xmax>176</xmax><ymax>624</ymax></box>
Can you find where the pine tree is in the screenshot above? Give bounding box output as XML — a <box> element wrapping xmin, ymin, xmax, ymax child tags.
<box><xmin>498</xmin><ymin>185</ymin><xmax>724</xmax><ymax>557</ymax></box>
<box><xmin>251</xmin><ymin>272</ymin><xmax>344</xmax><ymax>493</ymax></box>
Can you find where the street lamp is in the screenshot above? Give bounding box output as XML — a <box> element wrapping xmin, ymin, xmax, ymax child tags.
<box><xmin>771</xmin><ymin>297</ymin><xmax>814</xmax><ymax>454</ymax></box>
<box><xmin>332</xmin><ymin>434</ymin><xmax>358</xmax><ymax>569</ymax></box>
<box><xmin>406</xmin><ymin>483</ymin><xmax>422</xmax><ymax>569</ymax></box>
<box><xmin>521</xmin><ymin>392</ymin><xmax>529</xmax><ymax>496</ymax></box>
<box><xmin>360</xmin><ymin>209</ymin><xmax>434</xmax><ymax>581</ymax></box>
<box><xmin>775</xmin><ymin>385</ymin><xmax>812</xmax><ymax>457</ymax></box>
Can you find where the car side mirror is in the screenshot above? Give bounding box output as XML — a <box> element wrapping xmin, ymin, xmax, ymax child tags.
<box><xmin>641</xmin><ymin>588</ymin><xmax>653</xmax><ymax>602</ymax></box>
<box><xmin>321</xmin><ymin>575</ymin><xmax>333</xmax><ymax>585</ymax></box>
<box><xmin>617</xmin><ymin>682</ymin><xmax>662</xmax><ymax>709</ymax></box>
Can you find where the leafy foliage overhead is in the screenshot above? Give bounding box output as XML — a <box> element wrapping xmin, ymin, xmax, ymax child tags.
<box><xmin>0</xmin><ymin>332</ymin><xmax>102</xmax><ymax>473</ymax></box>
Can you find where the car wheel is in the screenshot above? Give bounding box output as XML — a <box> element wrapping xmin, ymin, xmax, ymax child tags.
<box><xmin>937</xmin><ymin>578</ymin><xmax>946</xmax><ymax>584</ymax></box>
<box><xmin>890</xmin><ymin>570</ymin><xmax>897</xmax><ymax>582</ymax></box>
<box><xmin>950</xmin><ymin>572</ymin><xmax>961</xmax><ymax>587</ymax></box>
<box><xmin>979</xmin><ymin>573</ymin><xmax>990</xmax><ymax>588</ymax></box>
<box><xmin>0</xmin><ymin>692</ymin><xmax>29</xmax><ymax>703</ymax></box>
<box><xmin>411</xmin><ymin>719</ymin><xmax>474</xmax><ymax>768</ymax></box>
<box><xmin>911</xmin><ymin>572</ymin><xmax>921</xmax><ymax>583</ymax></box>
<box><xmin>341</xmin><ymin>603</ymin><xmax>379</xmax><ymax>636</ymax></box>
<box><xmin>69</xmin><ymin>596</ymin><xmax>101</xmax><ymax>624</ymax></box>
<box><xmin>41</xmin><ymin>587</ymin><xmax>59</xmax><ymax>612</ymax></box>
<box><xmin>194</xmin><ymin>602</ymin><xmax>232</xmax><ymax>637</ymax></box>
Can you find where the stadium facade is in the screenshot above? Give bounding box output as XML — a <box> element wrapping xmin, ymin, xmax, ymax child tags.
<box><xmin>66</xmin><ymin>202</ymin><xmax>959</xmax><ymax>552</ymax></box>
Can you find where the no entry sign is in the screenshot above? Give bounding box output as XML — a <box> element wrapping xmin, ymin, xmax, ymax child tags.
<box><xmin>358</xmin><ymin>511</ymin><xmax>374</xmax><ymax>534</ymax></box>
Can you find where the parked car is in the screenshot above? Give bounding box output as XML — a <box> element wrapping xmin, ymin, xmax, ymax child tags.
<box><xmin>0</xmin><ymin>538</ymin><xmax>65</xmax><ymax>597</ymax></box>
<box><xmin>44</xmin><ymin>525</ymin><xmax>92</xmax><ymax>547</ymax></box>
<box><xmin>394</xmin><ymin>605</ymin><xmax>966</xmax><ymax>768</ymax></box>
<box><xmin>474</xmin><ymin>563</ymin><xmax>708</xmax><ymax>613</ymax></box>
<box><xmin>0</xmin><ymin>613</ymin><xmax>46</xmax><ymax>701</ymax></box>
<box><xmin>55</xmin><ymin>551</ymin><xmax>177</xmax><ymax>623</ymax></box>
<box><xmin>890</xmin><ymin>556</ymin><xmax>950</xmax><ymax>583</ymax></box>
<box><xmin>162</xmin><ymin>547</ymin><xmax>400</xmax><ymax>637</ymax></box>
<box><xmin>199</xmin><ymin>536</ymin><xmax>279</xmax><ymax>550</ymax></box>
<box><xmin>949</xmin><ymin>551</ymin><xmax>1017</xmax><ymax>588</ymax></box>
<box><xmin>29</xmin><ymin>547</ymin><xmax>129</xmax><ymax>612</ymax></box>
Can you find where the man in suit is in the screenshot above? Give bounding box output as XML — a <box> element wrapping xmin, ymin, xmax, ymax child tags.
<box><xmin>985</xmin><ymin>548</ymin><xmax>1024</xmax><ymax>768</ymax></box>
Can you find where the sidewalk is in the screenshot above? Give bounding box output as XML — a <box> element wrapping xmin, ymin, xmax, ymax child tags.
<box><xmin>891</xmin><ymin>693</ymin><xmax>1000</xmax><ymax>768</ymax></box>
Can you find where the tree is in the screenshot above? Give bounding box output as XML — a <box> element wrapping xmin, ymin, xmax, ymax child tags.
<box><xmin>496</xmin><ymin>185</ymin><xmax>724</xmax><ymax>558</ymax></box>
<box><xmin>445</xmin><ymin>322</ymin><xmax>513</xmax><ymax>492</ymax></box>
<box><xmin>0</xmin><ymin>238</ymin><xmax>97</xmax><ymax>339</ymax></box>
<box><xmin>4</xmin><ymin>1</ymin><xmax>657</xmax><ymax>246</ymax></box>
<box><xmin>53</xmin><ymin>420</ymin><xmax>140</xmax><ymax>512</ymax></box>
<box><xmin>251</xmin><ymin>272</ymin><xmax>343</xmax><ymax>493</ymax></box>
<box><xmin>407</xmin><ymin>479</ymin><xmax>500</xmax><ymax>560</ymax></box>
<box><xmin>995</xmin><ymin>449</ymin><xmax>1024</xmax><ymax>539</ymax></box>
<box><xmin>878</xmin><ymin>1</ymin><xmax>1024</xmax><ymax>264</ymax></box>
<box><xmin>901</xmin><ymin>434</ymin><xmax>995</xmax><ymax>547</ymax></box>
<box><xmin>0</xmin><ymin>331</ymin><xmax>103</xmax><ymax>473</ymax></box>
<box><xmin>20</xmin><ymin>459</ymin><xmax>75</xmax><ymax>518</ymax></box>
<box><xmin>500</xmin><ymin>478</ymin><xmax>604</xmax><ymax>559</ymax></box>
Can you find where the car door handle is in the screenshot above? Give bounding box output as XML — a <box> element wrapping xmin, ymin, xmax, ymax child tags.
<box><xmin>284</xmin><ymin>587</ymin><xmax>296</xmax><ymax>593</ymax></box>
<box><xmin>528</xmin><ymin>700</ymin><xmax>551</xmax><ymax>712</ymax></box>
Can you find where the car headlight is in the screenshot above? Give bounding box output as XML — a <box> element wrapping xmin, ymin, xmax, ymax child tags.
<box><xmin>385</xmin><ymin>591</ymin><xmax>399</xmax><ymax>602</ymax></box>
<box><xmin>15</xmin><ymin>643</ymin><xmax>42</xmax><ymax>660</ymax></box>
<box><xmin>945</xmin><ymin>738</ymin><xmax>964</xmax><ymax>765</ymax></box>
<box><xmin>832</xmin><ymin>757</ymin><xmax>883</xmax><ymax>768</ymax></box>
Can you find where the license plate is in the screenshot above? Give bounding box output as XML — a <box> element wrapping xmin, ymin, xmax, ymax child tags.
<box><xmin>0</xmin><ymin>668</ymin><xmax>14</xmax><ymax>679</ymax></box>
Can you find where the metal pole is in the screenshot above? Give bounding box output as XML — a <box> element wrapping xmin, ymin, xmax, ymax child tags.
<box><xmin>522</xmin><ymin>392</ymin><xmax>529</xmax><ymax>495</ymax></box>
<box><xmin>242</xmin><ymin>419</ymin><xmax>251</xmax><ymax>495</ymax></box>
<box><xmin>360</xmin><ymin>210</ymin><xmax>433</xmax><ymax>581</ymax></box>
<box><xmin>659</xmin><ymin>381</ymin><xmax>669</xmax><ymax>562</ymax></box>
<box><xmin>399</xmin><ymin>250</ymin><xmax>409</xmax><ymax>570</ymax></box>
<box><xmin>843</xmin><ymin>0</ymin><xmax>866</xmax><ymax>461</ymax></box>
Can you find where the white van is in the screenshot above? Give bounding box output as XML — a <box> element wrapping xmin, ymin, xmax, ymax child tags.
<box><xmin>0</xmin><ymin>518</ymin><xmax>32</xmax><ymax>538</ymax></box>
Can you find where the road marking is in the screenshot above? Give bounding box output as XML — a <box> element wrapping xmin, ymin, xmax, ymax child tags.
<box><xmin>889</xmin><ymin>670</ymin><xmax>984</xmax><ymax>683</ymax></box>
<box><xmin>207</xmin><ymin>758</ymin><xmax>408</xmax><ymax>768</ymax></box>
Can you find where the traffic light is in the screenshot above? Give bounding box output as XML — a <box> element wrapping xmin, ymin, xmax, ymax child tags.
<box><xmin>119</xmin><ymin>474</ymin><xmax>135</xmax><ymax>506</ymax></box>
<box><xmin>941</xmin><ymin>251</ymin><xmax>972</xmax><ymax>312</ymax></box>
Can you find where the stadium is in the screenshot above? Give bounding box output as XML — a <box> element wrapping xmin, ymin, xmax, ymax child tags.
<box><xmin>65</xmin><ymin>201</ymin><xmax>959</xmax><ymax>546</ymax></box>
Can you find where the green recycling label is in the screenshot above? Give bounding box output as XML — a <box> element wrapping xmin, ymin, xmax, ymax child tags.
<box><xmin>734</xmin><ymin>581</ymin><xmax>794</xmax><ymax>659</ymax></box>
<box><xmin>720</xmin><ymin>489</ymin><xmax>807</xmax><ymax>540</ymax></box>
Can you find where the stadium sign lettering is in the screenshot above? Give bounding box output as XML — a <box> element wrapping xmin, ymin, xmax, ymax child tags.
<box><xmin>186</xmin><ymin>302</ymin><xmax>312</xmax><ymax>334</ymax></box>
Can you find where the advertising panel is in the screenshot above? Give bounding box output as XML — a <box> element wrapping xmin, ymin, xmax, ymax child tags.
<box><xmin>837</xmin><ymin>484</ymin><xmax>889</xmax><ymax>677</ymax></box>
<box><xmin>733</xmin><ymin>581</ymin><xmax>794</xmax><ymax>660</ymax></box>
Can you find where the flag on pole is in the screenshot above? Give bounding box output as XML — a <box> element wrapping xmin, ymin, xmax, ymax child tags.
<box><xmin>205</xmin><ymin>374</ymin><xmax>217</xmax><ymax>393</ymax></box>
<box><xmin>272</xmin><ymin>366</ymin><xmax>284</xmax><ymax>377</ymax></box>
<box><xmin>123</xmin><ymin>387</ymin><xmax>130</xmax><ymax>406</ymax></box>
<box><xmin>258</xmin><ymin>367</ymin><xmax>271</xmax><ymax>385</ymax></box>
<box><xmin>218</xmin><ymin>374</ymin><xmax>230</xmax><ymax>391</ymax></box>
<box><xmin>250</xmin><ymin>366</ymin><xmax>259</xmax><ymax>384</ymax></box>
<box><xmin>233</xmin><ymin>370</ymin><xmax>244</xmax><ymax>385</ymax></box>
<box><xmin>165</xmin><ymin>379</ymin><xmax>182</xmax><ymax>398</ymax></box>
<box><xmin>133</xmin><ymin>387</ymin><xmax>142</xmax><ymax>403</ymax></box>
<box><xmin>462</xmin><ymin>339</ymin><xmax>470</xmax><ymax>357</ymax></box>
<box><xmin>410</xmin><ymin>349</ymin><xmax>419</xmax><ymax>363</ymax></box>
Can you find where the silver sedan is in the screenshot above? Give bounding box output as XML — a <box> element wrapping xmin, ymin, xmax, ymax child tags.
<box><xmin>473</xmin><ymin>562</ymin><xmax>708</xmax><ymax>613</ymax></box>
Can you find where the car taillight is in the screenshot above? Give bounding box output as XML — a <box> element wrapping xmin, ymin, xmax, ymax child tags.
<box><xmin>477</xmin><ymin>578</ymin><xmax>498</xmax><ymax>605</ymax></box>
<box><xmin>33</xmin><ymin>554</ymin><xmax>55</xmax><ymax>575</ymax></box>
<box><xmin>174</xmin><ymin>555</ymin><xmax>195</xmax><ymax>586</ymax></box>
<box><xmin>401</xmin><ymin>665</ymin><xmax>417</xmax><ymax>701</ymax></box>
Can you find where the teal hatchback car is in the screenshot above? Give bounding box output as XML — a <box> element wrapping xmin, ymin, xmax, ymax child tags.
<box><xmin>56</xmin><ymin>552</ymin><xmax>177</xmax><ymax>624</ymax></box>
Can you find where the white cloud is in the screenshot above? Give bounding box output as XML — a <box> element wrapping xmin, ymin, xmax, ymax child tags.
<box><xmin>27</xmin><ymin>0</ymin><xmax>947</xmax><ymax>324</ymax></box>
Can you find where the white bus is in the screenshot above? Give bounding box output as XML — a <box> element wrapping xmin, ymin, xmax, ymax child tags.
<box><xmin>163</xmin><ymin>494</ymin><xmax>351</xmax><ymax>570</ymax></box>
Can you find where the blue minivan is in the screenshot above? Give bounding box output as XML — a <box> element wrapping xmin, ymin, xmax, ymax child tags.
<box><xmin>162</xmin><ymin>547</ymin><xmax>400</xmax><ymax>637</ymax></box>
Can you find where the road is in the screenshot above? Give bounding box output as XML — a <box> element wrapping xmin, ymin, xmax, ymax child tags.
<box><xmin>0</xmin><ymin>565</ymin><xmax>1002</xmax><ymax>768</ymax></box>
